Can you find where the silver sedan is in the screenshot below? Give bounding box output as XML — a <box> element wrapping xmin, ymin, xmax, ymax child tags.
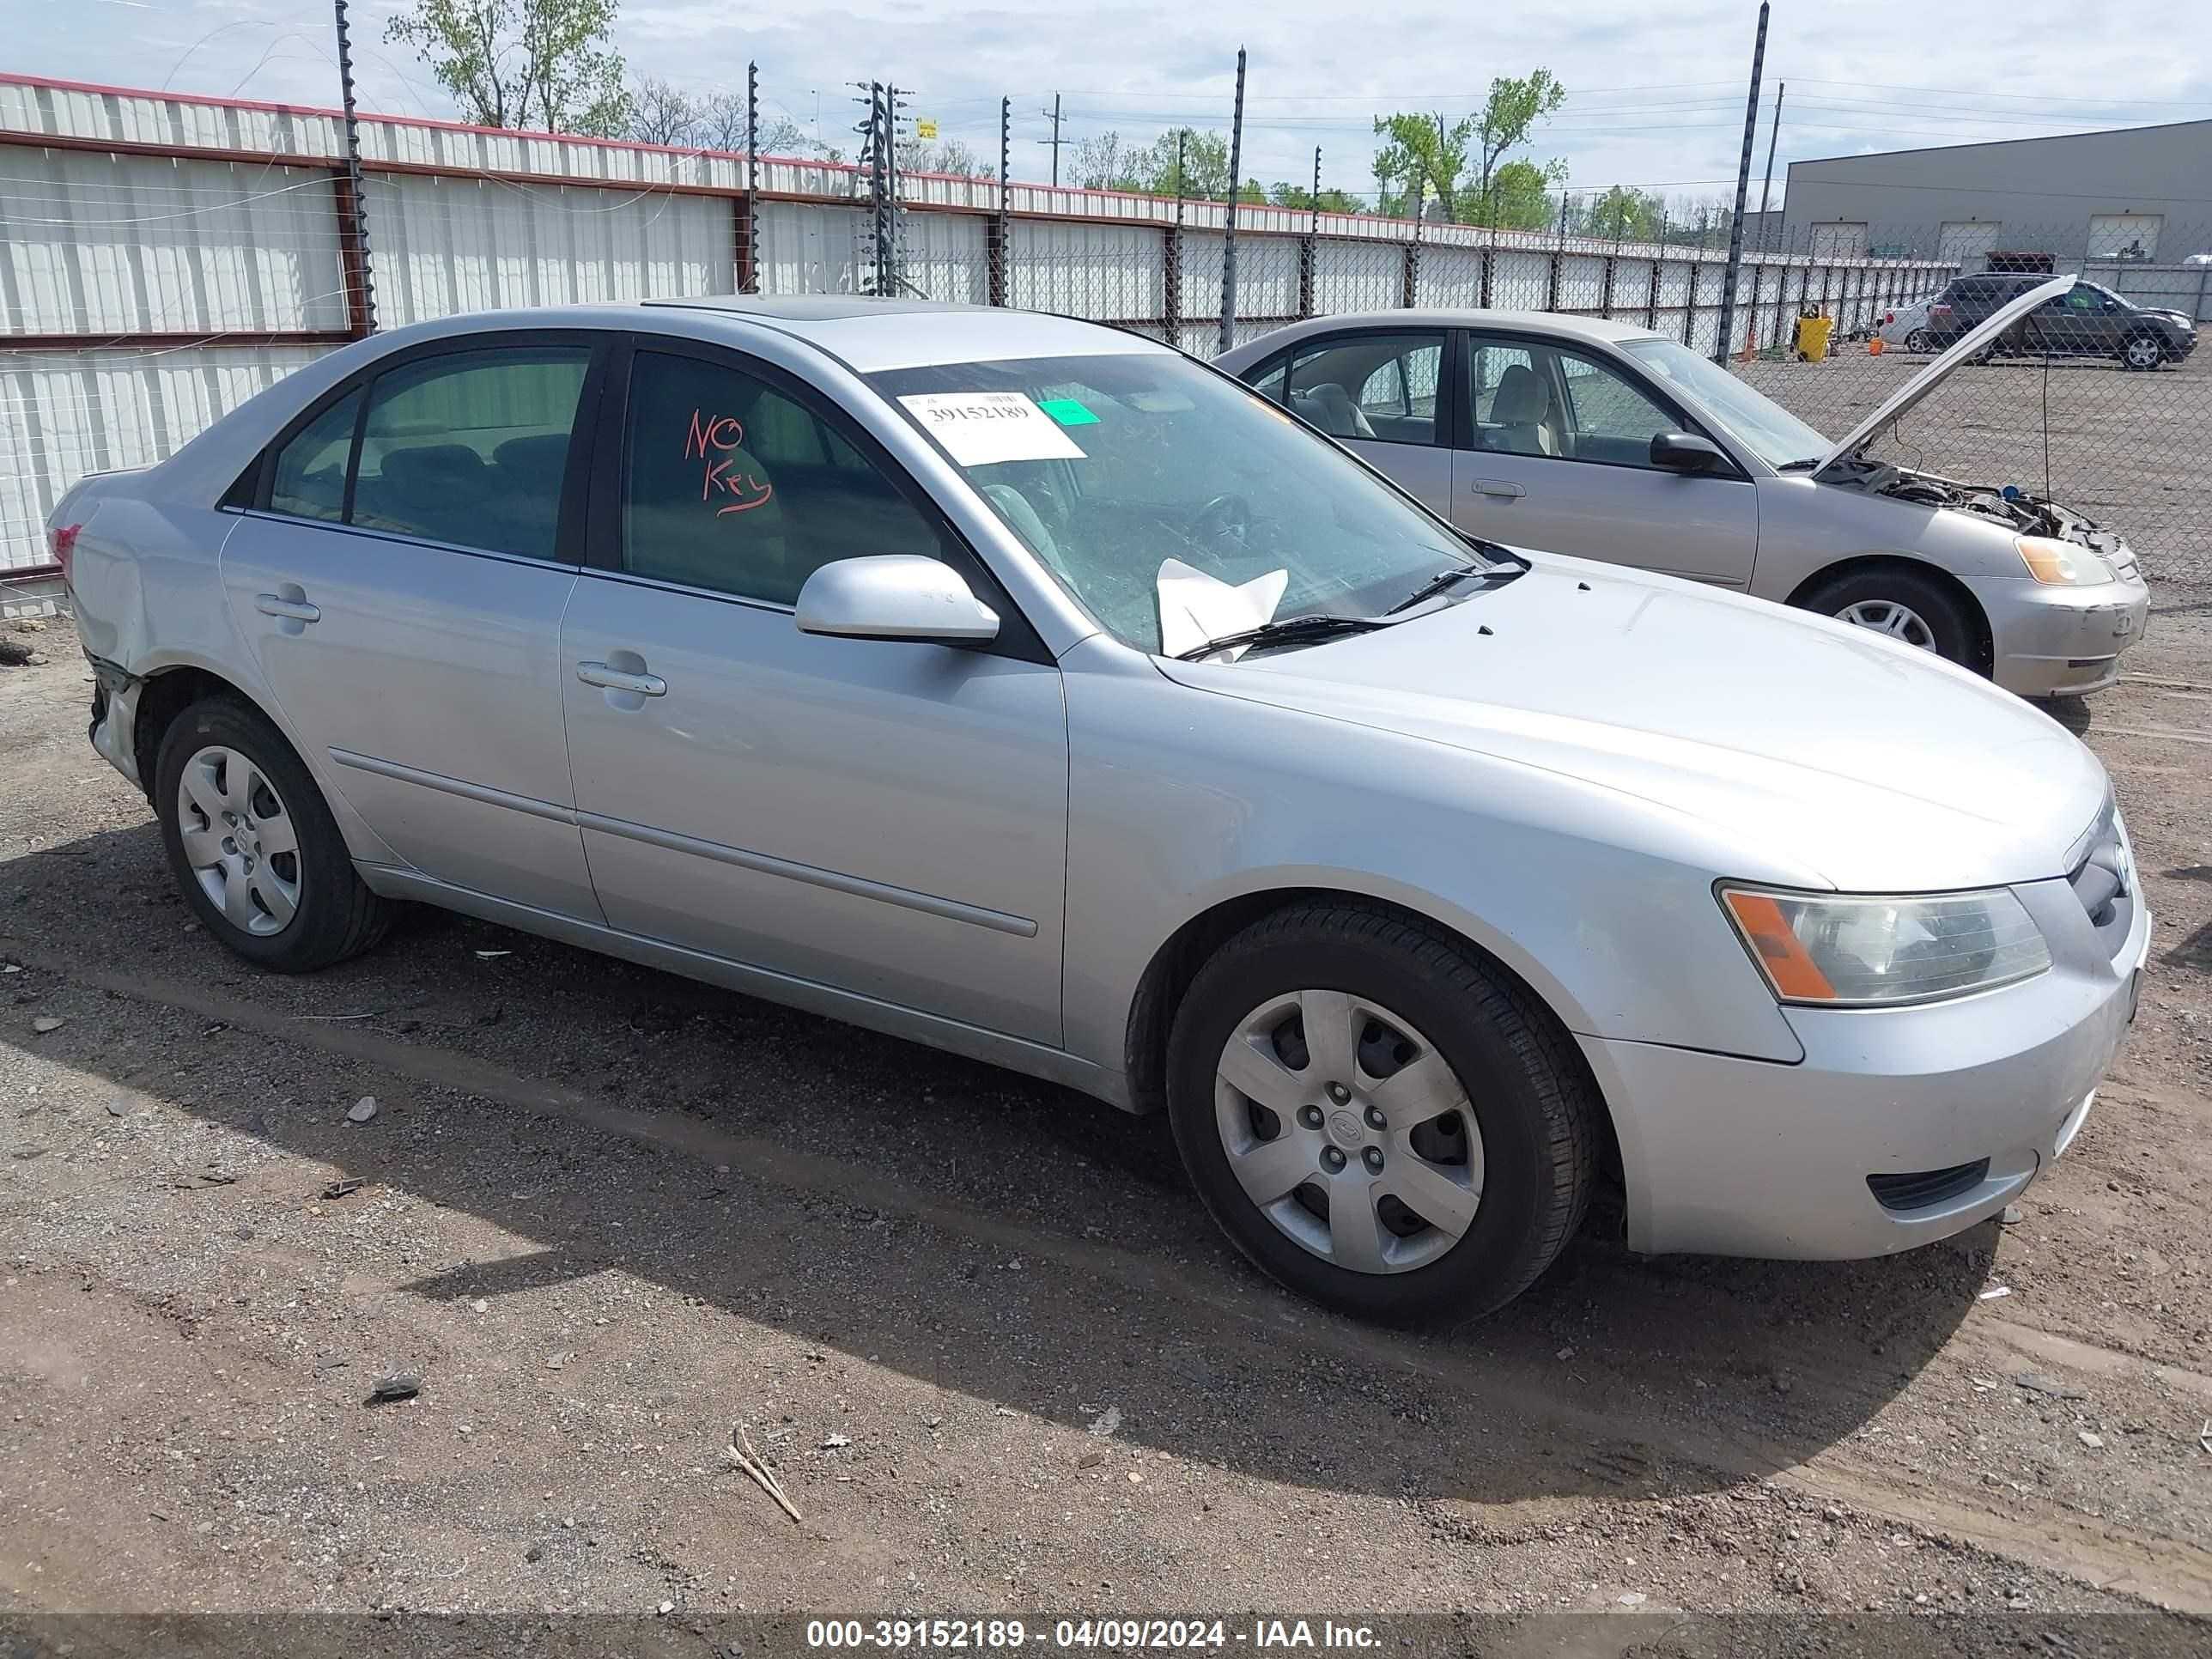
<box><xmin>1217</xmin><ymin>276</ymin><xmax>2150</xmax><ymax>698</ymax></box>
<box><xmin>53</xmin><ymin>297</ymin><xmax>2147</xmax><ymax>1322</ymax></box>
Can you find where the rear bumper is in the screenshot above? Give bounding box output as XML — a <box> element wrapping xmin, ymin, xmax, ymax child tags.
<box><xmin>1984</xmin><ymin>575</ymin><xmax>2149</xmax><ymax>698</ymax></box>
<box><xmin>86</xmin><ymin>653</ymin><xmax>143</xmax><ymax>787</ymax></box>
<box><xmin>1579</xmin><ymin>870</ymin><xmax>2148</xmax><ymax>1260</ymax></box>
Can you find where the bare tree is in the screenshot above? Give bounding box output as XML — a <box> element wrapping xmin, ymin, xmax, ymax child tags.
<box><xmin>629</xmin><ymin>76</ymin><xmax>698</xmax><ymax>147</ymax></box>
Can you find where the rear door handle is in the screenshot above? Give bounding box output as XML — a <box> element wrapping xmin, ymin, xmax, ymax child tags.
<box><xmin>576</xmin><ymin>661</ymin><xmax>667</xmax><ymax>697</ymax></box>
<box><xmin>1466</xmin><ymin>478</ymin><xmax>1526</xmax><ymax>499</ymax></box>
<box><xmin>254</xmin><ymin>593</ymin><xmax>320</xmax><ymax>623</ymax></box>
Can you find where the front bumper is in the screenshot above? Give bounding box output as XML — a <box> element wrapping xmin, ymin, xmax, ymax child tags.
<box><xmin>1985</xmin><ymin>573</ymin><xmax>2150</xmax><ymax>698</ymax></box>
<box><xmin>1578</xmin><ymin>866</ymin><xmax>2148</xmax><ymax>1260</ymax></box>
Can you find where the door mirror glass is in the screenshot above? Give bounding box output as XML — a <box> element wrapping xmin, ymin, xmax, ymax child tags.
<box><xmin>795</xmin><ymin>555</ymin><xmax>1000</xmax><ymax>644</ymax></box>
<box><xmin>1649</xmin><ymin>430</ymin><xmax>1724</xmax><ymax>473</ymax></box>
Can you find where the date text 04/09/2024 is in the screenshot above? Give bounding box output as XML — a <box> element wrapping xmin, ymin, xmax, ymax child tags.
<box><xmin>803</xmin><ymin>1618</ymin><xmax>1382</xmax><ymax>1650</ymax></box>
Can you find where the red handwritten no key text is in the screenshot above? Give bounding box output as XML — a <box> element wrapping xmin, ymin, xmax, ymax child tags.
<box><xmin>685</xmin><ymin>408</ymin><xmax>774</xmax><ymax>517</ymax></box>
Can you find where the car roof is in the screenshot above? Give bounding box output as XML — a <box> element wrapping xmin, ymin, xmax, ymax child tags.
<box><xmin>349</xmin><ymin>297</ymin><xmax>1174</xmax><ymax>376</ymax></box>
<box><xmin>1216</xmin><ymin>308</ymin><xmax>1665</xmax><ymax>366</ymax></box>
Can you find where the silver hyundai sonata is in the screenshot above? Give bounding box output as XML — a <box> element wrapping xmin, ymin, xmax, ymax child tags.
<box><xmin>52</xmin><ymin>297</ymin><xmax>2148</xmax><ymax>1322</ymax></box>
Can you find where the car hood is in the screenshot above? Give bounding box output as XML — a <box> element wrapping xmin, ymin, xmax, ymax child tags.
<box><xmin>1158</xmin><ymin>557</ymin><xmax>2107</xmax><ymax>892</ymax></box>
<box><xmin>1814</xmin><ymin>273</ymin><xmax>2075</xmax><ymax>475</ymax></box>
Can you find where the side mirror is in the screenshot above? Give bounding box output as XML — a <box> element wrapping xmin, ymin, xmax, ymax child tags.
<box><xmin>795</xmin><ymin>555</ymin><xmax>1000</xmax><ymax>645</ymax></box>
<box><xmin>1650</xmin><ymin>431</ymin><xmax>1725</xmax><ymax>474</ymax></box>
<box><xmin>2102</xmin><ymin>298</ymin><xmax>2122</xmax><ymax>313</ymax></box>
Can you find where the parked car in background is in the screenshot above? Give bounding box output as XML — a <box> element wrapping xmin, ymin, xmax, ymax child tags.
<box><xmin>1877</xmin><ymin>301</ymin><xmax>1934</xmax><ymax>353</ymax></box>
<box><xmin>1922</xmin><ymin>271</ymin><xmax>2048</xmax><ymax>348</ymax></box>
<box><xmin>1928</xmin><ymin>273</ymin><xmax>2197</xmax><ymax>367</ymax></box>
<box><xmin>53</xmin><ymin>297</ymin><xmax>2148</xmax><ymax>1322</ymax></box>
<box><xmin>2007</xmin><ymin>281</ymin><xmax>2197</xmax><ymax>369</ymax></box>
<box><xmin>1218</xmin><ymin>275</ymin><xmax>2148</xmax><ymax>698</ymax></box>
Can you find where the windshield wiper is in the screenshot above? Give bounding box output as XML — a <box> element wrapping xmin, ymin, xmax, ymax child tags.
<box><xmin>1384</xmin><ymin>559</ymin><xmax>1526</xmax><ymax>615</ymax></box>
<box><xmin>1776</xmin><ymin>457</ymin><xmax>1823</xmax><ymax>471</ymax></box>
<box><xmin>1171</xmin><ymin>613</ymin><xmax>1388</xmax><ymax>661</ymax></box>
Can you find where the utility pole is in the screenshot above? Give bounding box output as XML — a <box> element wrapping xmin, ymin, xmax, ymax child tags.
<box><xmin>331</xmin><ymin>0</ymin><xmax>374</xmax><ymax>332</ymax></box>
<box><xmin>1218</xmin><ymin>46</ymin><xmax>1247</xmax><ymax>356</ymax></box>
<box><xmin>1038</xmin><ymin>93</ymin><xmax>1066</xmax><ymax>187</ymax></box>
<box><xmin>1757</xmin><ymin>81</ymin><xmax>1784</xmax><ymax>254</ymax></box>
<box><xmin>1715</xmin><ymin>0</ymin><xmax>1769</xmax><ymax>364</ymax></box>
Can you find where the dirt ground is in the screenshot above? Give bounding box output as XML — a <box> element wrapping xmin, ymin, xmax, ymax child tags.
<box><xmin>3</xmin><ymin>589</ymin><xmax>2211</xmax><ymax>1648</ymax></box>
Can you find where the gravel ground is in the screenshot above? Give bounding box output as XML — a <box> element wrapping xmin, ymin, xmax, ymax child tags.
<box><xmin>3</xmin><ymin>598</ymin><xmax>2211</xmax><ymax>1647</ymax></box>
<box><xmin>1739</xmin><ymin>349</ymin><xmax>2212</xmax><ymax>586</ymax></box>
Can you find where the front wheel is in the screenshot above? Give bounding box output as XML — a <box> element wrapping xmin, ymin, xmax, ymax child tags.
<box><xmin>1801</xmin><ymin>566</ymin><xmax>1978</xmax><ymax>672</ymax></box>
<box><xmin>2121</xmin><ymin>332</ymin><xmax>2165</xmax><ymax>371</ymax></box>
<box><xmin>154</xmin><ymin>696</ymin><xmax>392</xmax><ymax>971</ymax></box>
<box><xmin>1165</xmin><ymin>903</ymin><xmax>1597</xmax><ymax>1324</ymax></box>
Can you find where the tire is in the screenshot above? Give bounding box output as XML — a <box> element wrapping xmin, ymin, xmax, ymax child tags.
<box><xmin>2120</xmin><ymin>331</ymin><xmax>2165</xmax><ymax>371</ymax></box>
<box><xmin>154</xmin><ymin>695</ymin><xmax>392</xmax><ymax>971</ymax></box>
<box><xmin>1800</xmin><ymin>565</ymin><xmax>1978</xmax><ymax>672</ymax></box>
<box><xmin>1164</xmin><ymin>902</ymin><xmax>1596</xmax><ymax>1325</ymax></box>
<box><xmin>1904</xmin><ymin>328</ymin><xmax>1931</xmax><ymax>353</ymax></box>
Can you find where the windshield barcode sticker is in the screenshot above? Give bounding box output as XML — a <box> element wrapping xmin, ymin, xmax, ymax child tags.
<box><xmin>899</xmin><ymin>392</ymin><xmax>1087</xmax><ymax>466</ymax></box>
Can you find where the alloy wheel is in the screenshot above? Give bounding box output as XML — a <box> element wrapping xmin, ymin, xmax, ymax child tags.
<box><xmin>1212</xmin><ymin>989</ymin><xmax>1484</xmax><ymax>1274</ymax></box>
<box><xmin>176</xmin><ymin>744</ymin><xmax>302</xmax><ymax>937</ymax></box>
<box><xmin>1836</xmin><ymin>599</ymin><xmax>1936</xmax><ymax>650</ymax></box>
<box><xmin>2124</xmin><ymin>336</ymin><xmax>2162</xmax><ymax>370</ymax></box>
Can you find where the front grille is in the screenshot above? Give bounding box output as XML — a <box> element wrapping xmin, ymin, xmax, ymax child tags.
<box><xmin>1867</xmin><ymin>1160</ymin><xmax>1990</xmax><ymax>1212</ymax></box>
<box><xmin>2067</xmin><ymin>803</ymin><xmax>2134</xmax><ymax>963</ymax></box>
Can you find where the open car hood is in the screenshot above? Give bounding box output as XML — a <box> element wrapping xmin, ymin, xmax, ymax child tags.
<box><xmin>1814</xmin><ymin>273</ymin><xmax>2075</xmax><ymax>477</ymax></box>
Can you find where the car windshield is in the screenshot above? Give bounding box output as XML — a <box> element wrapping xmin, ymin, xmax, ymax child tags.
<box><xmin>1618</xmin><ymin>337</ymin><xmax>1832</xmax><ymax>470</ymax></box>
<box><xmin>868</xmin><ymin>352</ymin><xmax>1482</xmax><ymax>655</ymax></box>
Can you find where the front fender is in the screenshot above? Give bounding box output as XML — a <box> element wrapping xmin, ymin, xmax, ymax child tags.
<box><xmin>1059</xmin><ymin>646</ymin><xmax>1807</xmax><ymax>1086</ymax></box>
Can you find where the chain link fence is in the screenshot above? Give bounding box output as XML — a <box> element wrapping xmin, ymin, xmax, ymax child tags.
<box><xmin>4</xmin><ymin>69</ymin><xmax>2207</xmax><ymax>601</ymax></box>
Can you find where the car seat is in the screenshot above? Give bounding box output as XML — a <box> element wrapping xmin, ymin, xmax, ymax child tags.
<box><xmin>1487</xmin><ymin>366</ymin><xmax>1559</xmax><ymax>457</ymax></box>
<box><xmin>1291</xmin><ymin>382</ymin><xmax>1377</xmax><ymax>440</ymax></box>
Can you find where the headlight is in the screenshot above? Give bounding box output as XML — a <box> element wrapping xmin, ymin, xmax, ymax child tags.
<box><xmin>1718</xmin><ymin>885</ymin><xmax>2051</xmax><ymax>1006</ymax></box>
<box><xmin>2016</xmin><ymin>535</ymin><xmax>2116</xmax><ymax>586</ymax></box>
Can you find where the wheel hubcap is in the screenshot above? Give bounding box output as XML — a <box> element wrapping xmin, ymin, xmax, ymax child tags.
<box><xmin>1836</xmin><ymin>599</ymin><xmax>1936</xmax><ymax>651</ymax></box>
<box><xmin>2127</xmin><ymin>339</ymin><xmax>2158</xmax><ymax>368</ymax></box>
<box><xmin>176</xmin><ymin>745</ymin><xmax>301</xmax><ymax>938</ymax></box>
<box><xmin>1213</xmin><ymin>989</ymin><xmax>1485</xmax><ymax>1275</ymax></box>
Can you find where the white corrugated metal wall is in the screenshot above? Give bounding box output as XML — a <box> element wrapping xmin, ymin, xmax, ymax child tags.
<box><xmin>0</xmin><ymin>74</ymin><xmax>1953</xmax><ymax>571</ymax></box>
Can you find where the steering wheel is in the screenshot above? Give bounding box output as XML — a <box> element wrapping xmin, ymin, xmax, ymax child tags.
<box><xmin>1191</xmin><ymin>492</ymin><xmax>1255</xmax><ymax>549</ymax></box>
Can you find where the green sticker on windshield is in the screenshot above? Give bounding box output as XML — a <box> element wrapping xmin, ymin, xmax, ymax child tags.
<box><xmin>1038</xmin><ymin>398</ymin><xmax>1099</xmax><ymax>426</ymax></box>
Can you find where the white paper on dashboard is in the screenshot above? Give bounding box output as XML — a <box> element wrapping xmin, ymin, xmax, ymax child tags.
<box><xmin>1155</xmin><ymin>558</ymin><xmax>1289</xmax><ymax>660</ymax></box>
<box><xmin>898</xmin><ymin>392</ymin><xmax>1087</xmax><ymax>466</ymax></box>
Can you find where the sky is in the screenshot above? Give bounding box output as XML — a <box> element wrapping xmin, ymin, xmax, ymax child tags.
<box><xmin>17</xmin><ymin>0</ymin><xmax>2212</xmax><ymax>211</ymax></box>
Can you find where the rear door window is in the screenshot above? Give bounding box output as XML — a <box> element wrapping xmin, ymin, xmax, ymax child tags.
<box><xmin>267</xmin><ymin>390</ymin><xmax>361</xmax><ymax>523</ymax></box>
<box><xmin>349</xmin><ymin>348</ymin><xmax>591</xmax><ymax>560</ymax></box>
<box><xmin>1285</xmin><ymin>332</ymin><xmax>1444</xmax><ymax>447</ymax></box>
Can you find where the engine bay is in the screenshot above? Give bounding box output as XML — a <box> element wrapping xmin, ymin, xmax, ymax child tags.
<box><xmin>1820</xmin><ymin>458</ymin><xmax>2106</xmax><ymax>546</ymax></box>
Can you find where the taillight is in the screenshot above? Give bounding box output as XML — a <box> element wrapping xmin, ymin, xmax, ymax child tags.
<box><xmin>49</xmin><ymin>522</ymin><xmax>81</xmax><ymax>583</ymax></box>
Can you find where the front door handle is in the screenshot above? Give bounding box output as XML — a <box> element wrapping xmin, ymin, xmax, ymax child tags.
<box><xmin>254</xmin><ymin>593</ymin><xmax>320</xmax><ymax>623</ymax></box>
<box><xmin>1466</xmin><ymin>478</ymin><xmax>1526</xmax><ymax>499</ymax></box>
<box><xmin>576</xmin><ymin>660</ymin><xmax>667</xmax><ymax>697</ymax></box>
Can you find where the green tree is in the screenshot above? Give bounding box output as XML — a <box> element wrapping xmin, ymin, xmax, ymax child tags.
<box><xmin>1465</xmin><ymin>70</ymin><xmax>1566</xmax><ymax>225</ymax></box>
<box><xmin>1136</xmin><ymin>128</ymin><xmax>1233</xmax><ymax>199</ymax></box>
<box><xmin>1486</xmin><ymin>159</ymin><xmax>1561</xmax><ymax>230</ymax></box>
<box><xmin>1370</xmin><ymin>112</ymin><xmax>1472</xmax><ymax>219</ymax></box>
<box><xmin>1580</xmin><ymin>185</ymin><xmax>1664</xmax><ymax>241</ymax></box>
<box><xmin>1268</xmin><ymin>182</ymin><xmax>1361</xmax><ymax>213</ymax></box>
<box><xmin>386</xmin><ymin>0</ymin><xmax>630</xmax><ymax>136</ymax></box>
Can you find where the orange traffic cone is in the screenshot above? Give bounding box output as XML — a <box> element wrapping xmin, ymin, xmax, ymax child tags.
<box><xmin>1869</xmin><ymin>336</ymin><xmax>1886</xmax><ymax>356</ymax></box>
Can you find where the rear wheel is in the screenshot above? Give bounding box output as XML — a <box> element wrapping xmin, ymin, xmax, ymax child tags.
<box><xmin>1904</xmin><ymin>327</ymin><xmax>1931</xmax><ymax>353</ymax></box>
<box><xmin>1165</xmin><ymin>902</ymin><xmax>1596</xmax><ymax>1324</ymax></box>
<box><xmin>2121</xmin><ymin>331</ymin><xmax>2165</xmax><ymax>371</ymax></box>
<box><xmin>154</xmin><ymin>696</ymin><xmax>392</xmax><ymax>971</ymax></box>
<box><xmin>1801</xmin><ymin>565</ymin><xmax>1978</xmax><ymax>672</ymax></box>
